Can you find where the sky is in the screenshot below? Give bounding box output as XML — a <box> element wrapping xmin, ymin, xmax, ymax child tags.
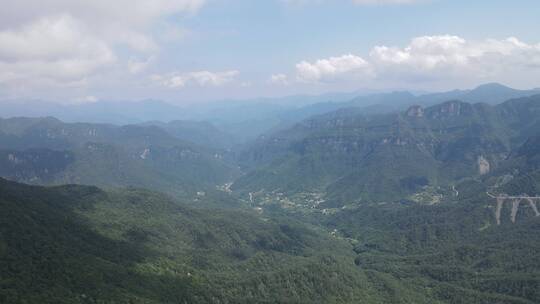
<box><xmin>1</xmin><ymin>0</ymin><xmax>540</xmax><ymax>104</ymax></box>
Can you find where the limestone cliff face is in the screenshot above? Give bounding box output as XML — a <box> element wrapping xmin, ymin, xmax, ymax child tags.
<box><xmin>406</xmin><ymin>105</ymin><xmax>424</xmax><ymax>117</ymax></box>
<box><xmin>478</xmin><ymin>155</ymin><xmax>491</xmax><ymax>175</ymax></box>
<box><xmin>236</xmin><ymin>96</ymin><xmax>540</xmax><ymax>204</ymax></box>
<box><xmin>426</xmin><ymin>100</ymin><xmax>472</xmax><ymax>119</ymax></box>
<box><xmin>0</xmin><ymin>149</ymin><xmax>74</xmax><ymax>183</ymax></box>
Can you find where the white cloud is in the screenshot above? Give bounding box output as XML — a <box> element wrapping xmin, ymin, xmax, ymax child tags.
<box><xmin>0</xmin><ymin>0</ymin><xmax>206</xmax><ymax>28</ymax></box>
<box><xmin>270</xmin><ymin>74</ymin><xmax>290</xmax><ymax>85</ymax></box>
<box><xmin>0</xmin><ymin>15</ymin><xmax>115</xmax><ymax>86</ymax></box>
<box><xmin>370</xmin><ymin>35</ymin><xmax>540</xmax><ymax>80</ymax></box>
<box><xmin>0</xmin><ymin>0</ymin><xmax>205</xmax><ymax>90</ymax></box>
<box><xmin>0</xmin><ymin>0</ymin><xmax>205</xmax><ymax>52</ymax></box>
<box><xmin>295</xmin><ymin>54</ymin><xmax>372</xmax><ymax>82</ymax></box>
<box><xmin>153</xmin><ymin>70</ymin><xmax>240</xmax><ymax>88</ymax></box>
<box><xmin>289</xmin><ymin>35</ymin><xmax>540</xmax><ymax>86</ymax></box>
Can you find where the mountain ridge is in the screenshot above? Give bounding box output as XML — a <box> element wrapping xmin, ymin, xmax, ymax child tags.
<box><xmin>234</xmin><ymin>94</ymin><xmax>540</xmax><ymax>204</ymax></box>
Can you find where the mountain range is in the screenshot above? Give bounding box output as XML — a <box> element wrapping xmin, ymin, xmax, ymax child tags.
<box><xmin>234</xmin><ymin>94</ymin><xmax>540</xmax><ymax>205</ymax></box>
<box><xmin>1</xmin><ymin>84</ymin><xmax>540</xmax><ymax>303</ymax></box>
<box><xmin>0</xmin><ymin>117</ymin><xmax>238</xmax><ymax>197</ymax></box>
<box><xmin>1</xmin><ymin>83</ymin><xmax>538</xmax><ymax>144</ymax></box>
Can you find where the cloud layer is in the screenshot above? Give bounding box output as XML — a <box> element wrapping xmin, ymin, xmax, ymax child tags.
<box><xmin>270</xmin><ymin>74</ymin><xmax>290</xmax><ymax>85</ymax></box>
<box><xmin>0</xmin><ymin>0</ymin><xmax>205</xmax><ymax>89</ymax></box>
<box><xmin>0</xmin><ymin>1</ymin><xmax>538</xmax><ymax>101</ymax></box>
<box><xmin>0</xmin><ymin>15</ymin><xmax>115</xmax><ymax>87</ymax></box>
<box><xmin>153</xmin><ymin>70</ymin><xmax>240</xmax><ymax>88</ymax></box>
<box><xmin>291</xmin><ymin>35</ymin><xmax>540</xmax><ymax>86</ymax></box>
<box><xmin>296</xmin><ymin>54</ymin><xmax>372</xmax><ymax>82</ymax></box>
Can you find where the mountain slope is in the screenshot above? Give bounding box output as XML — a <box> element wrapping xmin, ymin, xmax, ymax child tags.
<box><xmin>0</xmin><ymin>178</ymin><xmax>441</xmax><ymax>304</ymax></box>
<box><xmin>0</xmin><ymin>117</ymin><xmax>239</xmax><ymax>196</ymax></box>
<box><xmin>416</xmin><ymin>83</ymin><xmax>540</xmax><ymax>106</ymax></box>
<box><xmin>322</xmin><ymin>189</ymin><xmax>540</xmax><ymax>304</ymax></box>
<box><xmin>140</xmin><ymin>120</ymin><xmax>236</xmax><ymax>150</ymax></box>
<box><xmin>482</xmin><ymin>135</ymin><xmax>540</xmax><ymax>196</ymax></box>
<box><xmin>234</xmin><ymin>95</ymin><xmax>540</xmax><ymax>204</ymax></box>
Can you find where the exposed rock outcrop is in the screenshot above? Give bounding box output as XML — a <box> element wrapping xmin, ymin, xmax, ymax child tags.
<box><xmin>478</xmin><ymin>155</ymin><xmax>491</xmax><ymax>175</ymax></box>
<box><xmin>406</xmin><ymin>105</ymin><xmax>424</xmax><ymax>117</ymax></box>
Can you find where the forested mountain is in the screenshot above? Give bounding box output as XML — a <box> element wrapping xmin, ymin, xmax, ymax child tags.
<box><xmin>2</xmin><ymin>160</ymin><xmax>539</xmax><ymax>303</ymax></box>
<box><xmin>322</xmin><ymin>183</ymin><xmax>540</xmax><ymax>304</ymax></box>
<box><xmin>318</xmin><ymin>135</ymin><xmax>540</xmax><ymax>304</ymax></box>
<box><xmin>0</xmin><ymin>117</ymin><xmax>239</xmax><ymax>197</ymax></box>
<box><xmin>0</xmin><ymin>178</ymin><xmax>432</xmax><ymax>304</ymax></box>
<box><xmin>3</xmin><ymin>0</ymin><xmax>540</xmax><ymax>302</ymax></box>
<box><xmin>417</xmin><ymin>83</ymin><xmax>540</xmax><ymax>106</ymax></box>
<box><xmin>2</xmin><ymin>84</ymin><xmax>537</xmax><ymax>144</ymax></box>
<box><xmin>140</xmin><ymin>120</ymin><xmax>236</xmax><ymax>150</ymax></box>
<box><xmin>483</xmin><ymin>135</ymin><xmax>540</xmax><ymax>196</ymax></box>
<box><xmin>234</xmin><ymin>95</ymin><xmax>540</xmax><ymax>204</ymax></box>
<box><xmin>1</xmin><ymin>88</ymin><xmax>540</xmax><ymax>304</ymax></box>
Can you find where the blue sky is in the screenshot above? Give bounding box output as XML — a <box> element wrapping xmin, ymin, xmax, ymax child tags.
<box><xmin>1</xmin><ymin>0</ymin><xmax>539</xmax><ymax>104</ymax></box>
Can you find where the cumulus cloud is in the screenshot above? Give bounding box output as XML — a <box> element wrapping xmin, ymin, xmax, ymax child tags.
<box><xmin>0</xmin><ymin>0</ymin><xmax>205</xmax><ymax>28</ymax></box>
<box><xmin>0</xmin><ymin>14</ymin><xmax>115</xmax><ymax>86</ymax></box>
<box><xmin>370</xmin><ymin>35</ymin><xmax>540</xmax><ymax>81</ymax></box>
<box><xmin>270</xmin><ymin>74</ymin><xmax>290</xmax><ymax>85</ymax></box>
<box><xmin>153</xmin><ymin>70</ymin><xmax>240</xmax><ymax>88</ymax></box>
<box><xmin>295</xmin><ymin>54</ymin><xmax>372</xmax><ymax>82</ymax></box>
<box><xmin>0</xmin><ymin>0</ymin><xmax>205</xmax><ymax>89</ymax></box>
<box><xmin>0</xmin><ymin>0</ymin><xmax>205</xmax><ymax>52</ymax></box>
<box><xmin>289</xmin><ymin>35</ymin><xmax>540</xmax><ymax>85</ymax></box>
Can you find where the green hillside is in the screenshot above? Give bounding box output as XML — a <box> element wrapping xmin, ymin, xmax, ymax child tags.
<box><xmin>323</xmin><ymin>195</ymin><xmax>540</xmax><ymax>304</ymax></box>
<box><xmin>3</xmin><ymin>164</ymin><xmax>539</xmax><ymax>303</ymax></box>
<box><xmin>1</xmin><ymin>95</ymin><xmax>539</xmax><ymax>304</ymax></box>
<box><xmin>140</xmin><ymin>120</ymin><xmax>236</xmax><ymax>150</ymax></box>
<box><xmin>235</xmin><ymin>95</ymin><xmax>540</xmax><ymax>205</ymax></box>
<box><xmin>0</xmin><ymin>117</ymin><xmax>239</xmax><ymax>197</ymax></box>
<box><xmin>0</xmin><ymin>178</ymin><xmax>441</xmax><ymax>304</ymax></box>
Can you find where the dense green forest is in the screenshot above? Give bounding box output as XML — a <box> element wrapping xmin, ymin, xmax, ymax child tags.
<box><xmin>0</xmin><ymin>178</ymin><xmax>382</xmax><ymax>303</ymax></box>
<box><xmin>1</xmin><ymin>91</ymin><xmax>540</xmax><ymax>303</ymax></box>
<box><xmin>0</xmin><ymin>117</ymin><xmax>239</xmax><ymax>197</ymax></box>
<box><xmin>2</xmin><ymin>175</ymin><xmax>539</xmax><ymax>303</ymax></box>
<box><xmin>1</xmin><ymin>0</ymin><xmax>539</xmax><ymax>299</ymax></box>
<box><xmin>234</xmin><ymin>95</ymin><xmax>540</xmax><ymax>204</ymax></box>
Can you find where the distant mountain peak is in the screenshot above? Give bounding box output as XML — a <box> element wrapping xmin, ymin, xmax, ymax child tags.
<box><xmin>389</xmin><ymin>90</ymin><xmax>415</xmax><ymax>97</ymax></box>
<box><xmin>475</xmin><ymin>82</ymin><xmax>512</xmax><ymax>90</ymax></box>
<box><xmin>451</xmin><ymin>83</ymin><xmax>539</xmax><ymax>105</ymax></box>
<box><xmin>472</xmin><ymin>82</ymin><xmax>515</xmax><ymax>92</ymax></box>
